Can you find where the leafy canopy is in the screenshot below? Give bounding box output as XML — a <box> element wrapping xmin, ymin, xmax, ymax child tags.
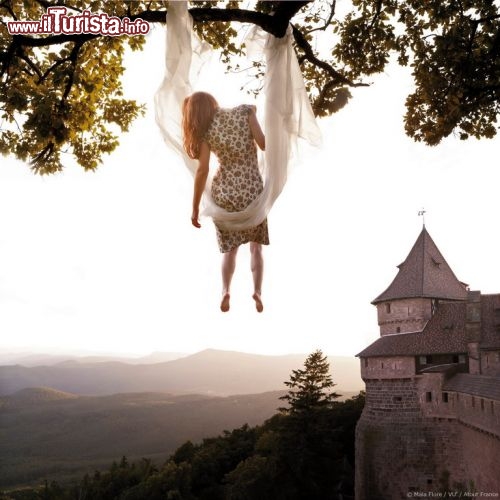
<box><xmin>2</xmin><ymin>1</ymin><xmax>500</xmax><ymax>174</ymax></box>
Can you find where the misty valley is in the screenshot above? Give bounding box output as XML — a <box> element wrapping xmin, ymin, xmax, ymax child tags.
<box><xmin>0</xmin><ymin>349</ymin><xmax>363</xmax><ymax>498</ymax></box>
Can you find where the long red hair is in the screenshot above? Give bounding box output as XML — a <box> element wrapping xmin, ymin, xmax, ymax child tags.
<box><xmin>182</xmin><ymin>92</ymin><xmax>219</xmax><ymax>159</ymax></box>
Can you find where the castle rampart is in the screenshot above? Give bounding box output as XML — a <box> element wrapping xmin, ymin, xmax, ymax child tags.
<box><xmin>361</xmin><ymin>355</ymin><xmax>415</xmax><ymax>379</ymax></box>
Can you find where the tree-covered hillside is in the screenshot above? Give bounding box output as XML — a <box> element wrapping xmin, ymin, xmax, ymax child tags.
<box><xmin>1</xmin><ymin>395</ymin><xmax>364</xmax><ymax>500</ymax></box>
<box><xmin>0</xmin><ymin>390</ymin><xmax>290</xmax><ymax>489</ymax></box>
<box><xmin>0</xmin><ymin>351</ymin><xmax>365</xmax><ymax>500</ymax></box>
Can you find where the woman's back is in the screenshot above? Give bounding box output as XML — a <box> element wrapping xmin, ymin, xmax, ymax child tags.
<box><xmin>205</xmin><ymin>104</ymin><xmax>257</xmax><ymax>169</ymax></box>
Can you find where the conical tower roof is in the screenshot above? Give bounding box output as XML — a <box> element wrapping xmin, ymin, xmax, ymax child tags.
<box><xmin>372</xmin><ymin>227</ymin><xmax>468</xmax><ymax>304</ymax></box>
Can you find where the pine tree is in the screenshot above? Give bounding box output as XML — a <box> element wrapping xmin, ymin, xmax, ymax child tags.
<box><xmin>279</xmin><ymin>350</ymin><xmax>339</xmax><ymax>414</ymax></box>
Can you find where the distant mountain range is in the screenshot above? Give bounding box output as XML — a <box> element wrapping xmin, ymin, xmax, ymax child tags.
<box><xmin>0</xmin><ymin>387</ymin><xmax>291</xmax><ymax>488</ymax></box>
<box><xmin>0</xmin><ymin>349</ymin><xmax>363</xmax><ymax>397</ymax></box>
<box><xmin>0</xmin><ymin>351</ymin><xmax>188</xmax><ymax>367</ymax></box>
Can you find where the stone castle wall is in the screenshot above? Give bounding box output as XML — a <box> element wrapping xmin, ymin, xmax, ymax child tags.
<box><xmin>360</xmin><ymin>356</ymin><xmax>415</xmax><ymax>379</ymax></box>
<box><xmin>456</xmin><ymin>424</ymin><xmax>500</xmax><ymax>491</ymax></box>
<box><xmin>355</xmin><ymin>378</ymin><xmax>456</xmax><ymax>500</ymax></box>
<box><xmin>355</xmin><ymin>378</ymin><xmax>500</xmax><ymax>499</ymax></box>
<box><xmin>420</xmin><ymin>370</ymin><xmax>500</xmax><ymax>437</ymax></box>
<box><xmin>377</xmin><ymin>298</ymin><xmax>432</xmax><ymax>335</ymax></box>
<box><xmin>482</xmin><ymin>350</ymin><xmax>500</xmax><ymax>377</ymax></box>
<box><xmin>452</xmin><ymin>391</ymin><xmax>500</xmax><ymax>438</ymax></box>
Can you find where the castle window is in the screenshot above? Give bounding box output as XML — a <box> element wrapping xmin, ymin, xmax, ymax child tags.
<box><xmin>471</xmin><ymin>396</ymin><xmax>475</xmax><ymax>408</ymax></box>
<box><xmin>431</xmin><ymin>299</ymin><xmax>439</xmax><ymax>315</ymax></box>
<box><xmin>427</xmin><ymin>479</ymin><xmax>433</xmax><ymax>485</ymax></box>
<box><xmin>442</xmin><ymin>392</ymin><xmax>449</xmax><ymax>403</ymax></box>
<box><xmin>481</xmin><ymin>399</ymin><xmax>485</xmax><ymax>411</ymax></box>
<box><xmin>426</xmin><ymin>392</ymin><xmax>432</xmax><ymax>402</ymax></box>
<box><xmin>393</xmin><ymin>396</ymin><xmax>402</xmax><ymax>402</ymax></box>
<box><xmin>386</xmin><ymin>303</ymin><xmax>391</xmax><ymax>313</ymax></box>
<box><xmin>452</xmin><ymin>355</ymin><xmax>459</xmax><ymax>363</ymax></box>
<box><xmin>396</xmin><ymin>327</ymin><xmax>401</xmax><ymax>333</ymax></box>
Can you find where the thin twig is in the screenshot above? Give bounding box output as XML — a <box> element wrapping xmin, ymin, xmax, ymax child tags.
<box><xmin>304</xmin><ymin>1</ymin><xmax>336</xmax><ymax>35</ymax></box>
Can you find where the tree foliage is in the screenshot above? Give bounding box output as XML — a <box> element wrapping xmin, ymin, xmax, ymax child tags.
<box><xmin>2</xmin><ymin>1</ymin><xmax>500</xmax><ymax>174</ymax></box>
<box><xmin>1</xmin><ymin>394</ymin><xmax>366</xmax><ymax>500</ymax></box>
<box><xmin>0</xmin><ymin>352</ymin><xmax>366</xmax><ymax>500</ymax></box>
<box><xmin>279</xmin><ymin>348</ymin><xmax>339</xmax><ymax>414</ymax></box>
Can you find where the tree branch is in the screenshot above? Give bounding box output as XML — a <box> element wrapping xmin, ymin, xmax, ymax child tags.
<box><xmin>270</xmin><ymin>1</ymin><xmax>310</xmax><ymax>37</ymax></box>
<box><xmin>369</xmin><ymin>0</ymin><xmax>384</xmax><ymax>29</ymax></box>
<box><xmin>473</xmin><ymin>14</ymin><xmax>500</xmax><ymax>24</ymax></box>
<box><xmin>138</xmin><ymin>3</ymin><xmax>311</xmax><ymax>38</ymax></box>
<box><xmin>62</xmin><ymin>42</ymin><xmax>81</xmax><ymax>101</ymax></box>
<box><xmin>39</xmin><ymin>54</ymin><xmax>71</xmax><ymax>84</ymax></box>
<box><xmin>0</xmin><ymin>38</ymin><xmax>18</xmax><ymax>81</ymax></box>
<box><xmin>292</xmin><ymin>24</ymin><xmax>368</xmax><ymax>88</ymax></box>
<box><xmin>0</xmin><ymin>0</ymin><xmax>17</xmax><ymax>21</ymax></box>
<box><xmin>16</xmin><ymin>51</ymin><xmax>43</xmax><ymax>80</ymax></box>
<box><xmin>488</xmin><ymin>27</ymin><xmax>500</xmax><ymax>57</ymax></box>
<box><xmin>305</xmin><ymin>1</ymin><xmax>336</xmax><ymax>35</ymax></box>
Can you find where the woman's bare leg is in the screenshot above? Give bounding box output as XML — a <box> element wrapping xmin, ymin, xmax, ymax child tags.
<box><xmin>221</xmin><ymin>247</ymin><xmax>238</xmax><ymax>312</ymax></box>
<box><xmin>250</xmin><ymin>242</ymin><xmax>264</xmax><ymax>312</ymax></box>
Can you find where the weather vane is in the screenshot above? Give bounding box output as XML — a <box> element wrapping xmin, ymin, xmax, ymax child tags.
<box><xmin>418</xmin><ymin>208</ymin><xmax>426</xmax><ymax>227</ymax></box>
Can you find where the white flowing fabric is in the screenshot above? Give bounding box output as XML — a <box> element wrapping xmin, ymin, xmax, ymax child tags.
<box><xmin>154</xmin><ymin>1</ymin><xmax>321</xmax><ymax>231</ymax></box>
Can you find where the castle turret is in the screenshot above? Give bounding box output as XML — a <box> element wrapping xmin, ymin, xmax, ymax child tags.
<box><xmin>372</xmin><ymin>227</ymin><xmax>468</xmax><ymax>335</ymax></box>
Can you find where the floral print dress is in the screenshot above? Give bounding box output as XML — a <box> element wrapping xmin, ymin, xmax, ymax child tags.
<box><xmin>204</xmin><ymin>104</ymin><xmax>270</xmax><ymax>253</ymax></box>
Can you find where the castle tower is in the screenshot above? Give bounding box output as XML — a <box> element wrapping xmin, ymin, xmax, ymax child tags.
<box><xmin>355</xmin><ymin>228</ymin><xmax>500</xmax><ymax>499</ymax></box>
<box><xmin>372</xmin><ymin>226</ymin><xmax>468</xmax><ymax>335</ymax></box>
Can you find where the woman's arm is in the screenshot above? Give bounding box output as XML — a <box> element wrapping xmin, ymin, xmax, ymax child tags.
<box><xmin>248</xmin><ymin>106</ymin><xmax>265</xmax><ymax>151</ymax></box>
<box><xmin>191</xmin><ymin>141</ymin><xmax>210</xmax><ymax>228</ymax></box>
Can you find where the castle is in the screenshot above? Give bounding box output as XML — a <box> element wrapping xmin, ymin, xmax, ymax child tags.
<box><xmin>355</xmin><ymin>227</ymin><xmax>500</xmax><ymax>499</ymax></box>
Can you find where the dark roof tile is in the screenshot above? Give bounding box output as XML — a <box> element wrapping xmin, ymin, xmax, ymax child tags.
<box><xmin>357</xmin><ymin>301</ymin><xmax>470</xmax><ymax>357</ymax></box>
<box><xmin>443</xmin><ymin>373</ymin><xmax>500</xmax><ymax>400</ymax></box>
<box><xmin>372</xmin><ymin>228</ymin><xmax>468</xmax><ymax>304</ymax></box>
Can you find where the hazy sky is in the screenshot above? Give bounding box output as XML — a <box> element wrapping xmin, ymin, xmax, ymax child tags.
<box><xmin>1</xmin><ymin>24</ymin><xmax>500</xmax><ymax>359</ymax></box>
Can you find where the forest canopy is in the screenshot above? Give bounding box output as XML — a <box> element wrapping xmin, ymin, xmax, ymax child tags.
<box><xmin>1</xmin><ymin>1</ymin><xmax>500</xmax><ymax>174</ymax></box>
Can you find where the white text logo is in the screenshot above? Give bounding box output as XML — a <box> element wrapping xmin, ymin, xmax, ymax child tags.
<box><xmin>8</xmin><ymin>7</ymin><xmax>150</xmax><ymax>36</ymax></box>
